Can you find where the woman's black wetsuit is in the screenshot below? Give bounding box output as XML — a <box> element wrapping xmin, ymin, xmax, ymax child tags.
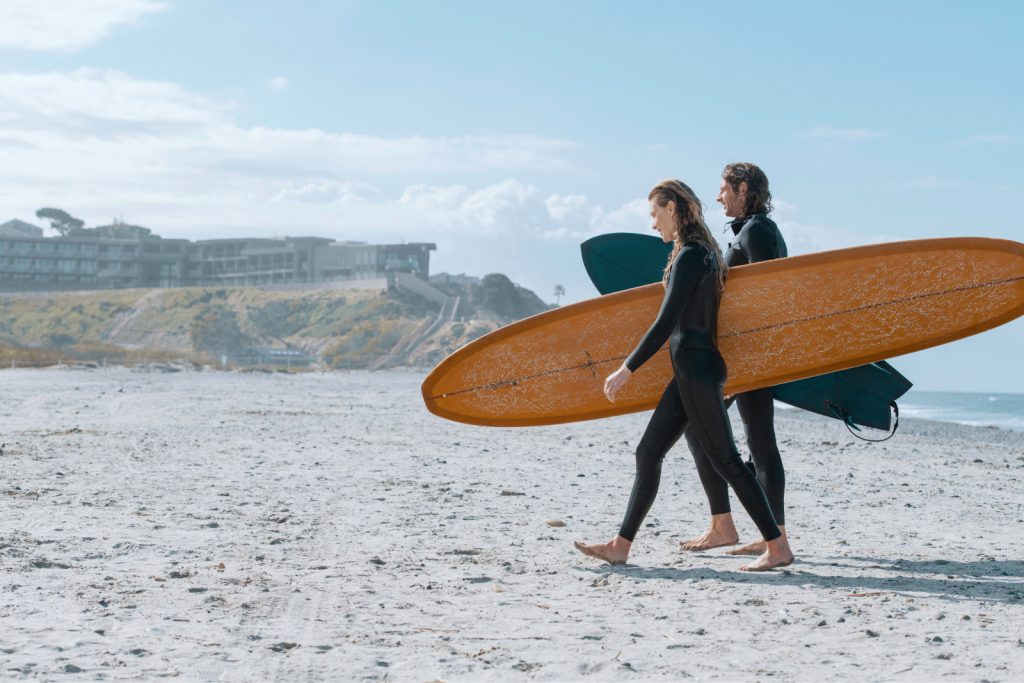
<box><xmin>617</xmin><ymin>241</ymin><xmax>780</xmax><ymax>543</ymax></box>
<box><xmin>683</xmin><ymin>213</ymin><xmax>788</xmax><ymax>525</ymax></box>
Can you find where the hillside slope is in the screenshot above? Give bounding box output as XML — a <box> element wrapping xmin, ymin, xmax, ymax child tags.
<box><xmin>0</xmin><ymin>277</ymin><xmax>550</xmax><ymax>369</ymax></box>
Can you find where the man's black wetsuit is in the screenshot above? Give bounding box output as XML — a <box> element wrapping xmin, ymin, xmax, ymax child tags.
<box><xmin>683</xmin><ymin>213</ymin><xmax>788</xmax><ymax>525</ymax></box>
<box><xmin>617</xmin><ymin>241</ymin><xmax>781</xmax><ymax>543</ymax></box>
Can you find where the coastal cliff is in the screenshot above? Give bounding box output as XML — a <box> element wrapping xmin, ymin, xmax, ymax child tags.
<box><xmin>0</xmin><ymin>275</ymin><xmax>551</xmax><ymax>370</ymax></box>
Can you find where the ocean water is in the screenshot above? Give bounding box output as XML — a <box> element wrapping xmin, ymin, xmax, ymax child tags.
<box><xmin>896</xmin><ymin>390</ymin><xmax>1024</xmax><ymax>432</ymax></box>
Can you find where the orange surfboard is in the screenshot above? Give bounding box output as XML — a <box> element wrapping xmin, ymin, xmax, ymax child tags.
<box><xmin>422</xmin><ymin>238</ymin><xmax>1024</xmax><ymax>427</ymax></box>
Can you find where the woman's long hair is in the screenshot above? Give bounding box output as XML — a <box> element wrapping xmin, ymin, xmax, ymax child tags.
<box><xmin>649</xmin><ymin>179</ymin><xmax>727</xmax><ymax>291</ymax></box>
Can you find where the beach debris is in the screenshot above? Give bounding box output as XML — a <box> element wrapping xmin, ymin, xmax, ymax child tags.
<box><xmin>849</xmin><ymin>591</ymin><xmax>883</xmax><ymax>597</ymax></box>
<box><xmin>369</xmin><ymin>557</ymin><xmax>386</xmax><ymax>566</ymax></box>
<box><xmin>63</xmin><ymin>664</ymin><xmax>84</xmax><ymax>673</ymax></box>
<box><xmin>188</xmin><ymin>587</ymin><xmax>208</xmax><ymax>593</ymax></box>
<box><xmin>463</xmin><ymin>576</ymin><xmax>492</xmax><ymax>584</ymax></box>
<box><xmin>545</xmin><ymin>519</ymin><xmax>566</xmax><ymax>527</ymax></box>
<box><xmin>168</xmin><ymin>570</ymin><xmax>191</xmax><ymax>579</ymax></box>
<box><xmin>215</xmin><ymin>562</ymin><xmax>225</xmax><ymax>571</ymax></box>
<box><xmin>30</xmin><ymin>558</ymin><xmax>71</xmax><ymax>569</ymax></box>
<box><xmin>445</xmin><ymin>549</ymin><xmax>481</xmax><ymax>556</ymax></box>
<box><xmin>270</xmin><ymin>642</ymin><xmax>298</xmax><ymax>653</ymax></box>
<box><xmin>500</xmin><ymin>490</ymin><xmax>526</xmax><ymax>496</ymax></box>
<box><xmin>865</xmin><ymin>630</ymin><xmax>880</xmax><ymax>637</ymax></box>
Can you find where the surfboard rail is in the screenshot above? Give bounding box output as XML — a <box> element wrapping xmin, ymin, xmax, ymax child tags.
<box><xmin>422</xmin><ymin>237</ymin><xmax>1024</xmax><ymax>427</ymax></box>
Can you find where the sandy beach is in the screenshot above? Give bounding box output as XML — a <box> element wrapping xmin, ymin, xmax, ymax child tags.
<box><xmin>1</xmin><ymin>367</ymin><xmax>1023</xmax><ymax>681</ymax></box>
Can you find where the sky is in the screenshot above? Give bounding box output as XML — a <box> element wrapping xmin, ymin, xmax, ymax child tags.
<box><xmin>0</xmin><ymin>0</ymin><xmax>1021</xmax><ymax>392</ymax></box>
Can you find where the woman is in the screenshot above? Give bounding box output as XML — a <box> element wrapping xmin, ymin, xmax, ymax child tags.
<box><xmin>574</xmin><ymin>179</ymin><xmax>793</xmax><ymax>572</ymax></box>
<box><xmin>679</xmin><ymin>163</ymin><xmax>789</xmax><ymax>556</ymax></box>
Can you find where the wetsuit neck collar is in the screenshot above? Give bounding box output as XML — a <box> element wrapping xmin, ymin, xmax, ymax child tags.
<box><xmin>727</xmin><ymin>213</ymin><xmax>767</xmax><ymax>236</ymax></box>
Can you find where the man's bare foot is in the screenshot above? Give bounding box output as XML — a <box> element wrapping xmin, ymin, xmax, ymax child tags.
<box><xmin>726</xmin><ymin>527</ymin><xmax>785</xmax><ymax>556</ymax></box>
<box><xmin>574</xmin><ymin>536</ymin><xmax>630</xmax><ymax>565</ymax></box>
<box><xmin>679</xmin><ymin>513</ymin><xmax>739</xmax><ymax>551</ymax></box>
<box><xmin>739</xmin><ymin>535</ymin><xmax>794</xmax><ymax>572</ymax></box>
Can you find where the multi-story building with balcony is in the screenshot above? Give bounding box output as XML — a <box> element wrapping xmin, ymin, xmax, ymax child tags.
<box><xmin>0</xmin><ymin>219</ymin><xmax>436</xmax><ymax>292</ymax></box>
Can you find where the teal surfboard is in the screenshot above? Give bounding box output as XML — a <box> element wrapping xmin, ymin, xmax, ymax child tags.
<box><xmin>580</xmin><ymin>233</ymin><xmax>913</xmax><ymax>431</ymax></box>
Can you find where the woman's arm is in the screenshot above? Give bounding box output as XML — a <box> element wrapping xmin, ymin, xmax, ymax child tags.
<box><xmin>605</xmin><ymin>244</ymin><xmax>709</xmax><ymax>402</ymax></box>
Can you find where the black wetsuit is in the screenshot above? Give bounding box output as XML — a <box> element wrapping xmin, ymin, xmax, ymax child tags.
<box><xmin>617</xmin><ymin>241</ymin><xmax>781</xmax><ymax>543</ymax></box>
<box><xmin>684</xmin><ymin>213</ymin><xmax>788</xmax><ymax>525</ymax></box>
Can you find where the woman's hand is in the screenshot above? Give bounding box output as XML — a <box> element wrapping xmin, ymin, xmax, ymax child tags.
<box><xmin>603</xmin><ymin>364</ymin><xmax>632</xmax><ymax>402</ymax></box>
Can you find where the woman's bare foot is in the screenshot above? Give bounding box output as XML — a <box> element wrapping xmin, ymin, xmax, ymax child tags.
<box><xmin>574</xmin><ymin>536</ymin><xmax>631</xmax><ymax>565</ymax></box>
<box><xmin>679</xmin><ymin>513</ymin><xmax>739</xmax><ymax>551</ymax></box>
<box><xmin>739</xmin><ymin>534</ymin><xmax>794</xmax><ymax>572</ymax></box>
<box><xmin>727</xmin><ymin>526</ymin><xmax>786</xmax><ymax>556</ymax></box>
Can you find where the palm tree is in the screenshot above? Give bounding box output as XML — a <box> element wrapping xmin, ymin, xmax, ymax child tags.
<box><xmin>553</xmin><ymin>284</ymin><xmax>566</xmax><ymax>305</ymax></box>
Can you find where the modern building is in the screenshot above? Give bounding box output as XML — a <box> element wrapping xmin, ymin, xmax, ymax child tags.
<box><xmin>0</xmin><ymin>219</ymin><xmax>44</xmax><ymax>238</ymax></box>
<box><xmin>430</xmin><ymin>272</ymin><xmax>481</xmax><ymax>287</ymax></box>
<box><xmin>0</xmin><ymin>219</ymin><xmax>436</xmax><ymax>291</ymax></box>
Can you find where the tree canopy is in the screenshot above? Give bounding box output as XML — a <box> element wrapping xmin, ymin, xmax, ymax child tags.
<box><xmin>35</xmin><ymin>208</ymin><xmax>85</xmax><ymax>236</ymax></box>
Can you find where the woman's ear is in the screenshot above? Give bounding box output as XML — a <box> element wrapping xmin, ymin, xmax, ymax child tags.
<box><xmin>739</xmin><ymin>181</ymin><xmax>749</xmax><ymax>198</ymax></box>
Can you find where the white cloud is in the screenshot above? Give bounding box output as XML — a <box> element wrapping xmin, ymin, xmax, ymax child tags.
<box><xmin>963</xmin><ymin>134</ymin><xmax>1012</xmax><ymax>144</ymax></box>
<box><xmin>798</xmin><ymin>126</ymin><xmax>887</xmax><ymax>141</ymax></box>
<box><xmin>544</xmin><ymin>193</ymin><xmax>587</xmax><ymax>222</ymax></box>
<box><xmin>269</xmin><ymin>77</ymin><xmax>290</xmax><ymax>91</ymax></box>
<box><xmin>768</xmin><ymin>199</ymin><xmax>900</xmax><ymax>254</ymax></box>
<box><xmin>397</xmin><ymin>180</ymin><xmax>550</xmax><ymax>237</ymax></box>
<box><xmin>272</xmin><ymin>181</ymin><xmax>378</xmax><ymax>204</ymax></box>
<box><xmin>0</xmin><ymin>69</ymin><xmax>582</xmax><ymax>208</ymax></box>
<box><xmin>0</xmin><ymin>0</ymin><xmax>166</xmax><ymax>52</ymax></box>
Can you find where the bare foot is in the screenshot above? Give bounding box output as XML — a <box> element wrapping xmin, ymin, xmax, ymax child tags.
<box><xmin>574</xmin><ymin>536</ymin><xmax>630</xmax><ymax>565</ymax></box>
<box><xmin>679</xmin><ymin>527</ymin><xmax>739</xmax><ymax>551</ymax></box>
<box><xmin>727</xmin><ymin>526</ymin><xmax>786</xmax><ymax>556</ymax></box>
<box><xmin>726</xmin><ymin>540</ymin><xmax>766</xmax><ymax>556</ymax></box>
<box><xmin>739</xmin><ymin>535</ymin><xmax>794</xmax><ymax>572</ymax></box>
<box><xmin>679</xmin><ymin>513</ymin><xmax>739</xmax><ymax>551</ymax></box>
